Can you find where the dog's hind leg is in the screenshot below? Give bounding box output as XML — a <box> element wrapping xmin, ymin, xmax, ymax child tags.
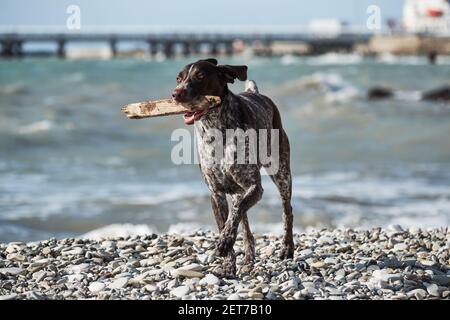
<box><xmin>265</xmin><ymin>129</ymin><xmax>295</xmax><ymax>259</ymax></box>
<box><xmin>241</xmin><ymin>214</ymin><xmax>255</xmax><ymax>265</ymax></box>
<box><xmin>211</xmin><ymin>192</ymin><xmax>228</xmax><ymax>231</ymax></box>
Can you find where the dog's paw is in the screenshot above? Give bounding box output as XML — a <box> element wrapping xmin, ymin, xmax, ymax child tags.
<box><xmin>216</xmin><ymin>235</ymin><xmax>235</xmax><ymax>257</ymax></box>
<box><xmin>243</xmin><ymin>251</ymin><xmax>255</xmax><ymax>266</ymax></box>
<box><xmin>213</xmin><ymin>260</ymin><xmax>237</xmax><ymax>279</ymax></box>
<box><xmin>280</xmin><ymin>241</ymin><xmax>295</xmax><ymax>260</ymax></box>
<box><xmin>216</xmin><ymin>226</ymin><xmax>237</xmax><ymax>257</ymax></box>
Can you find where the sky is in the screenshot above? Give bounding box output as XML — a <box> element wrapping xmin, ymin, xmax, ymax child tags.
<box><xmin>0</xmin><ymin>0</ymin><xmax>405</xmax><ymax>27</ymax></box>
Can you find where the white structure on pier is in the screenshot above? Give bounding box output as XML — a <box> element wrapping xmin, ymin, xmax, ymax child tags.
<box><xmin>403</xmin><ymin>0</ymin><xmax>450</xmax><ymax>34</ymax></box>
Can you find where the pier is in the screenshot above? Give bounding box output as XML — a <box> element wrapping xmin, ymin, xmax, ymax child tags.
<box><xmin>0</xmin><ymin>26</ymin><xmax>372</xmax><ymax>58</ymax></box>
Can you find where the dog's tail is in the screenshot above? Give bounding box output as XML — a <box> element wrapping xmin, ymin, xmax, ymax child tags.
<box><xmin>245</xmin><ymin>80</ymin><xmax>259</xmax><ymax>93</ymax></box>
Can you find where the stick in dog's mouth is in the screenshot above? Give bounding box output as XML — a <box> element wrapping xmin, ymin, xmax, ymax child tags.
<box><xmin>121</xmin><ymin>95</ymin><xmax>221</xmax><ymax>121</ymax></box>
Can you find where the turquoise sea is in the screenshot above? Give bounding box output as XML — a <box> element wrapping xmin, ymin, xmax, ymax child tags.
<box><xmin>1</xmin><ymin>53</ymin><xmax>450</xmax><ymax>242</ymax></box>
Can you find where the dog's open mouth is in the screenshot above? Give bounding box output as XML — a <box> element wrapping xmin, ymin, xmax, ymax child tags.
<box><xmin>183</xmin><ymin>110</ymin><xmax>206</xmax><ymax>125</ymax></box>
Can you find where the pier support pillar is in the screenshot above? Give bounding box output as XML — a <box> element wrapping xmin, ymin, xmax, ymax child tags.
<box><xmin>1</xmin><ymin>40</ymin><xmax>16</xmax><ymax>57</ymax></box>
<box><xmin>210</xmin><ymin>42</ymin><xmax>218</xmax><ymax>56</ymax></box>
<box><xmin>181</xmin><ymin>42</ymin><xmax>190</xmax><ymax>56</ymax></box>
<box><xmin>189</xmin><ymin>42</ymin><xmax>201</xmax><ymax>55</ymax></box>
<box><xmin>57</xmin><ymin>39</ymin><xmax>66</xmax><ymax>58</ymax></box>
<box><xmin>1</xmin><ymin>40</ymin><xmax>24</xmax><ymax>58</ymax></box>
<box><xmin>148</xmin><ymin>41</ymin><xmax>158</xmax><ymax>56</ymax></box>
<box><xmin>164</xmin><ymin>41</ymin><xmax>174</xmax><ymax>58</ymax></box>
<box><xmin>110</xmin><ymin>39</ymin><xmax>118</xmax><ymax>57</ymax></box>
<box><xmin>224</xmin><ymin>41</ymin><xmax>233</xmax><ymax>56</ymax></box>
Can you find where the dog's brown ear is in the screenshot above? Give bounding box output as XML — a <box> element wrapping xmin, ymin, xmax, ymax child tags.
<box><xmin>201</xmin><ymin>58</ymin><xmax>218</xmax><ymax>65</ymax></box>
<box><xmin>217</xmin><ymin>65</ymin><xmax>248</xmax><ymax>83</ymax></box>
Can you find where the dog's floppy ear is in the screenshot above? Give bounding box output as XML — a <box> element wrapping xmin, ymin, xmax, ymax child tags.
<box><xmin>201</xmin><ymin>58</ymin><xmax>218</xmax><ymax>65</ymax></box>
<box><xmin>217</xmin><ymin>65</ymin><xmax>248</xmax><ymax>83</ymax></box>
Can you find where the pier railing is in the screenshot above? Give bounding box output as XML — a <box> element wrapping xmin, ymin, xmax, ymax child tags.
<box><xmin>0</xmin><ymin>25</ymin><xmax>374</xmax><ymax>58</ymax></box>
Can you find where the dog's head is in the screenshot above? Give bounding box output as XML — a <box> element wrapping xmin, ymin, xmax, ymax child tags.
<box><xmin>172</xmin><ymin>59</ymin><xmax>248</xmax><ymax>124</ymax></box>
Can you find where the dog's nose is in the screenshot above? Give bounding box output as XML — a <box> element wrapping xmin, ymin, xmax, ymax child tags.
<box><xmin>172</xmin><ymin>88</ymin><xmax>185</xmax><ymax>101</ymax></box>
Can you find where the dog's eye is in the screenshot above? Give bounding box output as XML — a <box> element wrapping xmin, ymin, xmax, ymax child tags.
<box><xmin>195</xmin><ymin>73</ymin><xmax>204</xmax><ymax>81</ymax></box>
<box><xmin>176</xmin><ymin>75</ymin><xmax>182</xmax><ymax>83</ymax></box>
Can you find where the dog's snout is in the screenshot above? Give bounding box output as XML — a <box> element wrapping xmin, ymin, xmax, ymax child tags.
<box><xmin>172</xmin><ymin>88</ymin><xmax>186</xmax><ymax>101</ymax></box>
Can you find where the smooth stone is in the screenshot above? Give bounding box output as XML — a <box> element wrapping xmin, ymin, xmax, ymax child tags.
<box><xmin>65</xmin><ymin>274</ymin><xmax>85</xmax><ymax>283</ymax></box>
<box><xmin>335</xmin><ymin>275</ymin><xmax>345</xmax><ymax>282</ymax></box>
<box><xmin>32</xmin><ymin>270</ymin><xmax>47</xmax><ymax>282</ymax></box>
<box><xmin>6</xmin><ymin>253</ymin><xmax>26</xmax><ymax>262</ymax></box>
<box><xmin>298</xmin><ymin>249</ymin><xmax>313</xmax><ymax>258</ymax></box>
<box><xmin>42</xmin><ymin>247</ymin><xmax>52</xmax><ymax>255</ymax></box>
<box><xmin>310</xmin><ymin>261</ymin><xmax>327</xmax><ymax>269</ymax></box>
<box><xmin>317</xmin><ymin>236</ymin><xmax>334</xmax><ymax>245</ymax></box>
<box><xmin>426</xmin><ymin>284</ymin><xmax>441</xmax><ymax>297</ymax></box>
<box><xmin>393</xmin><ymin>243</ymin><xmax>408</xmax><ymax>251</ymax></box>
<box><xmin>143</xmin><ymin>247</ymin><xmax>159</xmax><ymax>255</ymax></box>
<box><xmin>172</xmin><ymin>269</ymin><xmax>204</xmax><ymax>279</ymax></box>
<box><xmin>372</xmin><ymin>269</ymin><xmax>401</xmax><ymax>282</ymax></box>
<box><xmin>280</xmin><ymin>278</ymin><xmax>301</xmax><ymax>291</ymax></box>
<box><xmin>227</xmin><ymin>293</ymin><xmax>241</xmax><ymax>300</ymax></box>
<box><xmin>197</xmin><ymin>254</ymin><xmax>209</xmax><ymax>264</ymax></box>
<box><xmin>0</xmin><ymin>267</ymin><xmax>25</xmax><ymax>276</ymax></box>
<box><xmin>392</xmin><ymin>293</ymin><xmax>408</xmax><ymax>300</ymax></box>
<box><xmin>66</xmin><ymin>263</ymin><xmax>90</xmax><ymax>273</ymax></box>
<box><xmin>307</xmin><ymin>287</ymin><xmax>320</xmax><ymax>295</ymax></box>
<box><xmin>388</xmin><ymin>224</ymin><xmax>404</xmax><ymax>232</ymax></box>
<box><xmin>139</xmin><ymin>258</ymin><xmax>159</xmax><ymax>267</ymax></box>
<box><xmin>248</xmin><ymin>291</ymin><xmax>264</xmax><ymax>299</ymax></box>
<box><xmin>407</xmin><ymin>289</ymin><xmax>427</xmax><ymax>300</ymax></box>
<box><xmin>170</xmin><ymin>285</ymin><xmax>190</xmax><ymax>298</ymax></box>
<box><xmin>420</xmin><ymin>260</ymin><xmax>437</xmax><ymax>267</ymax></box>
<box><xmin>178</xmin><ymin>263</ymin><xmax>203</xmax><ymax>272</ymax></box>
<box><xmin>27</xmin><ymin>262</ymin><xmax>48</xmax><ymax>273</ymax></box>
<box><xmin>117</xmin><ymin>241</ymin><xmax>134</xmax><ymax>249</ymax></box>
<box><xmin>108</xmin><ymin>277</ymin><xmax>129</xmax><ymax>290</ymax></box>
<box><xmin>5</xmin><ymin>245</ymin><xmax>17</xmax><ymax>254</ymax></box>
<box><xmin>144</xmin><ymin>284</ymin><xmax>158</xmax><ymax>292</ymax></box>
<box><xmin>336</xmin><ymin>269</ymin><xmax>346</xmax><ymax>277</ymax></box>
<box><xmin>62</xmin><ymin>247</ymin><xmax>83</xmax><ymax>256</ymax></box>
<box><xmin>327</xmin><ymin>288</ymin><xmax>343</xmax><ymax>295</ymax></box>
<box><xmin>431</xmin><ymin>275</ymin><xmax>450</xmax><ymax>286</ymax></box>
<box><xmin>0</xmin><ymin>294</ymin><xmax>18</xmax><ymax>300</ymax></box>
<box><xmin>199</xmin><ymin>274</ymin><xmax>220</xmax><ymax>286</ymax></box>
<box><xmin>302</xmin><ymin>281</ymin><xmax>316</xmax><ymax>288</ymax></box>
<box><xmin>324</xmin><ymin>257</ymin><xmax>338</xmax><ymax>265</ymax></box>
<box><xmin>26</xmin><ymin>291</ymin><xmax>46</xmax><ymax>300</ymax></box>
<box><xmin>89</xmin><ymin>282</ymin><xmax>106</xmax><ymax>293</ymax></box>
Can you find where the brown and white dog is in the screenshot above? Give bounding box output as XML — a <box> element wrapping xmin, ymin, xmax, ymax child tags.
<box><xmin>172</xmin><ymin>58</ymin><xmax>294</xmax><ymax>277</ymax></box>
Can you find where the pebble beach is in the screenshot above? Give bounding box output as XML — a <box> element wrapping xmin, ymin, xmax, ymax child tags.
<box><xmin>1</xmin><ymin>226</ymin><xmax>449</xmax><ymax>300</ymax></box>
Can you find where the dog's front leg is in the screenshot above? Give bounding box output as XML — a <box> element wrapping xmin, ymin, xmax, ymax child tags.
<box><xmin>211</xmin><ymin>192</ymin><xmax>228</xmax><ymax>231</ymax></box>
<box><xmin>232</xmin><ymin>194</ymin><xmax>255</xmax><ymax>270</ymax></box>
<box><xmin>216</xmin><ymin>184</ymin><xmax>263</xmax><ymax>258</ymax></box>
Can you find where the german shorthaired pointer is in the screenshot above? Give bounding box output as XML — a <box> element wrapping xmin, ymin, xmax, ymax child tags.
<box><xmin>172</xmin><ymin>58</ymin><xmax>294</xmax><ymax>277</ymax></box>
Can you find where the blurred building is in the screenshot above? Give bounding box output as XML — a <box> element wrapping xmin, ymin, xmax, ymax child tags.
<box><xmin>309</xmin><ymin>19</ymin><xmax>344</xmax><ymax>37</ymax></box>
<box><xmin>403</xmin><ymin>0</ymin><xmax>450</xmax><ymax>34</ymax></box>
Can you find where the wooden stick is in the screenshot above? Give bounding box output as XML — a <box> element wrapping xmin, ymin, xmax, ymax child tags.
<box><xmin>121</xmin><ymin>96</ymin><xmax>222</xmax><ymax>119</ymax></box>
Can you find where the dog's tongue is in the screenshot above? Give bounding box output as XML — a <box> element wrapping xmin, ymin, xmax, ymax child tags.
<box><xmin>183</xmin><ymin>110</ymin><xmax>205</xmax><ymax>125</ymax></box>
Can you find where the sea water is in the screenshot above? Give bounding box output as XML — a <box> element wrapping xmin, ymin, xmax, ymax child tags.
<box><xmin>1</xmin><ymin>54</ymin><xmax>449</xmax><ymax>242</ymax></box>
